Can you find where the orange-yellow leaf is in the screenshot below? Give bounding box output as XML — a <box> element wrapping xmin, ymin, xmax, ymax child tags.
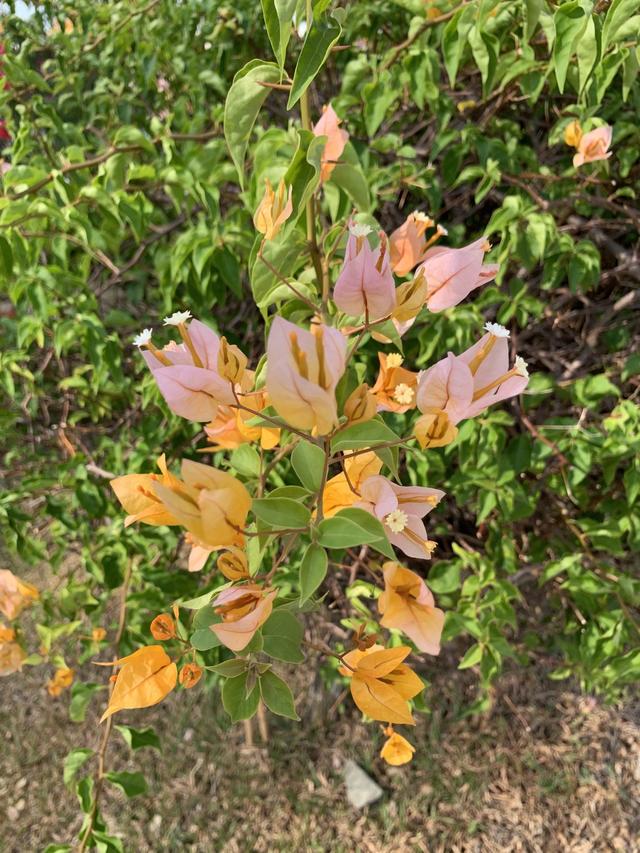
<box><xmin>100</xmin><ymin>645</ymin><xmax>177</xmax><ymax>722</ymax></box>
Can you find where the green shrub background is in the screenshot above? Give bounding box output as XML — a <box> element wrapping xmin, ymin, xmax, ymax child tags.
<box><xmin>1</xmin><ymin>0</ymin><xmax>638</xmax><ymax>786</ymax></box>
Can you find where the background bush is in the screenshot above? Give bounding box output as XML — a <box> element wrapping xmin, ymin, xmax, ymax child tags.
<box><xmin>0</xmin><ymin>0</ymin><xmax>639</xmax><ymax>834</ymax></box>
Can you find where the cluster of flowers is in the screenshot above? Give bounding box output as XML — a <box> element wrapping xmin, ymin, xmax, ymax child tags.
<box><xmin>109</xmin><ymin>172</ymin><xmax>530</xmax><ymax>761</ymax></box>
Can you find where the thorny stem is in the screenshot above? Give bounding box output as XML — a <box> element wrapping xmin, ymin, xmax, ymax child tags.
<box><xmin>77</xmin><ymin>559</ymin><xmax>135</xmax><ymax>853</ymax></box>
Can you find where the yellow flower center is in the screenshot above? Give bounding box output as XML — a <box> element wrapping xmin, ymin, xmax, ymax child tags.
<box><xmin>386</xmin><ymin>353</ymin><xmax>403</xmax><ymax>369</ymax></box>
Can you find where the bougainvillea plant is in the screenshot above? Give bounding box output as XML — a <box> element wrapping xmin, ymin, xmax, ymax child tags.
<box><xmin>102</xmin><ymin>86</ymin><xmax>531</xmax><ymax>770</ymax></box>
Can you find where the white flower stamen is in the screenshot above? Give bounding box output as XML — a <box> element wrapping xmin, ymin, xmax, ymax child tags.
<box><xmin>133</xmin><ymin>329</ymin><xmax>153</xmax><ymax>347</ymax></box>
<box><xmin>484</xmin><ymin>321</ymin><xmax>510</xmax><ymax>338</ymax></box>
<box><xmin>163</xmin><ymin>310</ymin><xmax>192</xmax><ymax>327</ymax></box>
<box><xmin>514</xmin><ymin>356</ymin><xmax>529</xmax><ymax>378</ymax></box>
<box><xmin>385</xmin><ymin>509</ymin><xmax>409</xmax><ymax>534</ymax></box>
<box><xmin>349</xmin><ymin>223</ymin><xmax>372</xmax><ymax>238</ymax></box>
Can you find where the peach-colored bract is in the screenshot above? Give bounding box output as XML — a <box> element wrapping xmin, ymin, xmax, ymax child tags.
<box><xmin>0</xmin><ymin>570</ymin><xmax>39</xmax><ymax>621</ymax></box>
<box><xmin>378</xmin><ymin>562</ymin><xmax>444</xmax><ymax>655</ymax></box>
<box><xmin>389</xmin><ymin>212</ymin><xmax>434</xmax><ymax>276</ymax></box>
<box><xmin>415</xmin><ymin>324</ymin><xmax>529</xmax><ymax>431</ymax></box>
<box><xmin>254</xmin><ymin>177</ymin><xmax>293</xmax><ymax>240</ymax></box>
<box><xmin>573</xmin><ymin>125</ymin><xmax>612</xmax><ymax>168</ymax></box>
<box><xmin>417</xmin><ymin>237</ymin><xmax>499</xmax><ymax>312</ymax></box>
<box><xmin>334</xmin><ymin>225</ymin><xmax>396</xmax><ymax>321</ymax></box>
<box><xmin>140</xmin><ymin>318</ymin><xmax>239</xmax><ymax>422</ymax></box>
<box><xmin>356</xmin><ymin>476</ymin><xmax>444</xmax><ymax>560</ymax></box>
<box><xmin>313</xmin><ymin>104</ymin><xmax>349</xmax><ymax>182</ymax></box>
<box><xmin>266</xmin><ymin>316</ymin><xmax>347</xmax><ymax>435</ymax></box>
<box><xmin>371</xmin><ymin>352</ymin><xmax>419</xmax><ymax>413</ymax></box>
<box><xmin>211</xmin><ymin>585</ymin><xmax>277</xmax><ymax>651</ymax></box>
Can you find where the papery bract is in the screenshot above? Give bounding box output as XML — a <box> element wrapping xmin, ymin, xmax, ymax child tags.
<box><xmin>371</xmin><ymin>353</ymin><xmax>419</xmax><ymax>413</ymax></box>
<box><xmin>356</xmin><ymin>476</ymin><xmax>444</xmax><ymax>560</ymax></box>
<box><xmin>322</xmin><ymin>451</ymin><xmax>383</xmax><ymax>518</ymax></box>
<box><xmin>0</xmin><ymin>640</ymin><xmax>26</xmax><ymax>676</ymax></box>
<box><xmin>179</xmin><ymin>663</ymin><xmax>203</xmax><ymax>688</ymax></box>
<box><xmin>266</xmin><ymin>317</ymin><xmax>347</xmax><ymax>435</ymax></box>
<box><xmin>334</xmin><ymin>225</ymin><xmax>396</xmax><ymax>321</ymax></box>
<box><xmin>380</xmin><ymin>728</ymin><xmax>416</xmax><ymax>765</ymax></box>
<box><xmin>210</xmin><ymin>585</ymin><xmax>277</xmax><ymax>652</ymax></box>
<box><xmin>204</xmin><ymin>391</ymin><xmax>279</xmax><ymax>451</ymax></box>
<box><xmin>152</xmin><ymin>459</ymin><xmax>251</xmax><ymax>550</ymax></box>
<box><xmin>340</xmin><ymin>645</ymin><xmax>423</xmax><ymax>725</ymax></box>
<box><xmin>0</xmin><ymin>570</ymin><xmax>39</xmax><ymax>621</ymax></box>
<box><xmin>417</xmin><ymin>237</ymin><xmax>498</xmax><ymax>312</ymax></box>
<box><xmin>573</xmin><ymin>125</ymin><xmax>612</xmax><ymax>167</ymax></box>
<box><xmin>389</xmin><ymin>212</ymin><xmax>434</xmax><ymax>276</ymax></box>
<box><xmin>139</xmin><ymin>317</ymin><xmax>241</xmax><ymax>422</ymax></box>
<box><xmin>110</xmin><ymin>454</ymin><xmax>181</xmax><ymax>528</ymax></box>
<box><xmin>99</xmin><ymin>645</ymin><xmax>177</xmax><ymax>722</ymax></box>
<box><xmin>378</xmin><ymin>562</ymin><xmax>444</xmax><ymax>655</ymax></box>
<box><xmin>313</xmin><ymin>104</ymin><xmax>349</xmax><ymax>182</ymax></box>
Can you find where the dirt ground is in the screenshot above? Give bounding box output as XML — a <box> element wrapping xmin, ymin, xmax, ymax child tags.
<box><xmin>2</xmin><ymin>653</ymin><xmax>639</xmax><ymax>853</ymax></box>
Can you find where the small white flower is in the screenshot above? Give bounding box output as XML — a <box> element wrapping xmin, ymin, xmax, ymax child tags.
<box><xmin>413</xmin><ymin>211</ymin><xmax>433</xmax><ymax>224</ymax></box>
<box><xmin>436</xmin><ymin>224</ymin><xmax>449</xmax><ymax>236</ymax></box>
<box><xmin>386</xmin><ymin>353</ymin><xmax>403</xmax><ymax>369</ymax></box>
<box><xmin>393</xmin><ymin>383</ymin><xmax>414</xmax><ymax>405</ymax></box>
<box><xmin>297</xmin><ymin>18</ymin><xmax>308</xmax><ymax>38</ymax></box>
<box><xmin>484</xmin><ymin>321</ymin><xmax>510</xmax><ymax>338</ymax></box>
<box><xmin>515</xmin><ymin>356</ymin><xmax>529</xmax><ymax>378</ymax></box>
<box><xmin>133</xmin><ymin>329</ymin><xmax>153</xmax><ymax>347</ymax></box>
<box><xmin>163</xmin><ymin>310</ymin><xmax>192</xmax><ymax>327</ymax></box>
<box><xmin>385</xmin><ymin>509</ymin><xmax>409</xmax><ymax>534</ymax></box>
<box><xmin>349</xmin><ymin>223</ymin><xmax>372</xmax><ymax>238</ymax></box>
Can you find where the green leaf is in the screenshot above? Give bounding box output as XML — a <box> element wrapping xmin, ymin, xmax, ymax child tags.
<box><xmin>224</xmin><ymin>60</ymin><xmax>281</xmax><ymax>186</ymax></box>
<box><xmin>331</xmin><ymin>418</ymin><xmax>401</xmax><ymax>452</ymax></box>
<box><xmin>441</xmin><ymin>5</ymin><xmax>475</xmax><ymax>86</ymax></box>
<box><xmin>299</xmin><ymin>543</ymin><xmax>329</xmax><ymax>604</ymax></box>
<box><xmin>63</xmin><ymin>748</ymin><xmax>93</xmax><ymax>789</ymax></box>
<box><xmin>261</xmin><ymin>0</ymin><xmax>297</xmax><ymax>70</ymax></box>
<box><xmin>288</xmin><ymin>14</ymin><xmax>342</xmax><ymax>108</ymax></box>
<box><xmin>209</xmin><ymin>658</ymin><xmax>250</xmax><ymax>678</ymax></box>
<box><xmin>69</xmin><ymin>682</ymin><xmax>103</xmax><ymax>723</ymax></box>
<box><xmin>222</xmin><ymin>671</ymin><xmax>261</xmax><ymax>721</ymax></box>
<box><xmin>291</xmin><ymin>441</ymin><xmax>326</xmax><ymax>492</ymax></box>
<box><xmin>259</xmin><ymin>670</ymin><xmax>300</xmax><ymax>720</ymax></box>
<box><xmin>104</xmin><ymin>770</ymin><xmax>148</xmax><ymax>798</ymax></box>
<box><xmin>336</xmin><ymin>507</ymin><xmax>395</xmax><ymax>559</ymax></box>
<box><xmin>553</xmin><ymin>2</ymin><xmax>587</xmax><ymax>93</ymax></box>
<box><xmin>230</xmin><ymin>445</ymin><xmax>261</xmax><ymax>478</ymax></box>
<box><xmin>458</xmin><ymin>643</ymin><xmax>483</xmax><ymax>669</ymax></box>
<box><xmin>262</xmin><ymin>610</ymin><xmax>304</xmax><ymax>662</ymax></box>
<box><xmin>330</xmin><ymin>142</ymin><xmax>370</xmax><ymax>211</ymax></box>
<box><xmin>252</xmin><ymin>496</ymin><xmax>311</xmax><ymax>529</ymax></box>
<box><xmin>250</xmin><ymin>229</ymin><xmax>308</xmax><ymax>308</ymax></box>
<box><xmin>190</xmin><ymin>627</ymin><xmax>222</xmax><ymax>651</ymax></box>
<box><xmin>602</xmin><ymin>0</ymin><xmax>640</xmax><ymax>51</ymax></box>
<box><xmin>284</xmin><ymin>129</ymin><xmax>325</xmax><ymax>223</ymax></box>
<box><xmin>114</xmin><ymin>725</ymin><xmax>161</xmax><ymax>752</ymax></box>
<box><xmin>317</xmin><ymin>514</ymin><xmax>382</xmax><ymax>549</ymax></box>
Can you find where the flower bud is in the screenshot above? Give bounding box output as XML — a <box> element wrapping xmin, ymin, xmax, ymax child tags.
<box><xmin>392</xmin><ymin>269</ymin><xmax>429</xmax><ymax>323</ymax></box>
<box><xmin>253</xmin><ymin>178</ymin><xmax>293</xmax><ymax>241</ymax></box>
<box><xmin>150</xmin><ymin>613</ymin><xmax>176</xmax><ymax>641</ymax></box>
<box><xmin>343</xmin><ymin>383</ymin><xmax>377</xmax><ymax>425</ymax></box>
<box><xmin>92</xmin><ymin>627</ymin><xmax>107</xmax><ymax>642</ymax></box>
<box><xmin>564</xmin><ymin>120</ymin><xmax>583</xmax><ymax>148</ymax></box>
<box><xmin>179</xmin><ymin>663</ymin><xmax>203</xmax><ymax>689</ymax></box>
<box><xmin>414</xmin><ymin>408</ymin><xmax>458</xmax><ymax>449</ymax></box>
<box><xmin>217</xmin><ymin>548</ymin><xmax>250</xmax><ymax>581</ymax></box>
<box><xmin>217</xmin><ymin>336</ymin><xmax>248</xmax><ymax>384</ymax></box>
